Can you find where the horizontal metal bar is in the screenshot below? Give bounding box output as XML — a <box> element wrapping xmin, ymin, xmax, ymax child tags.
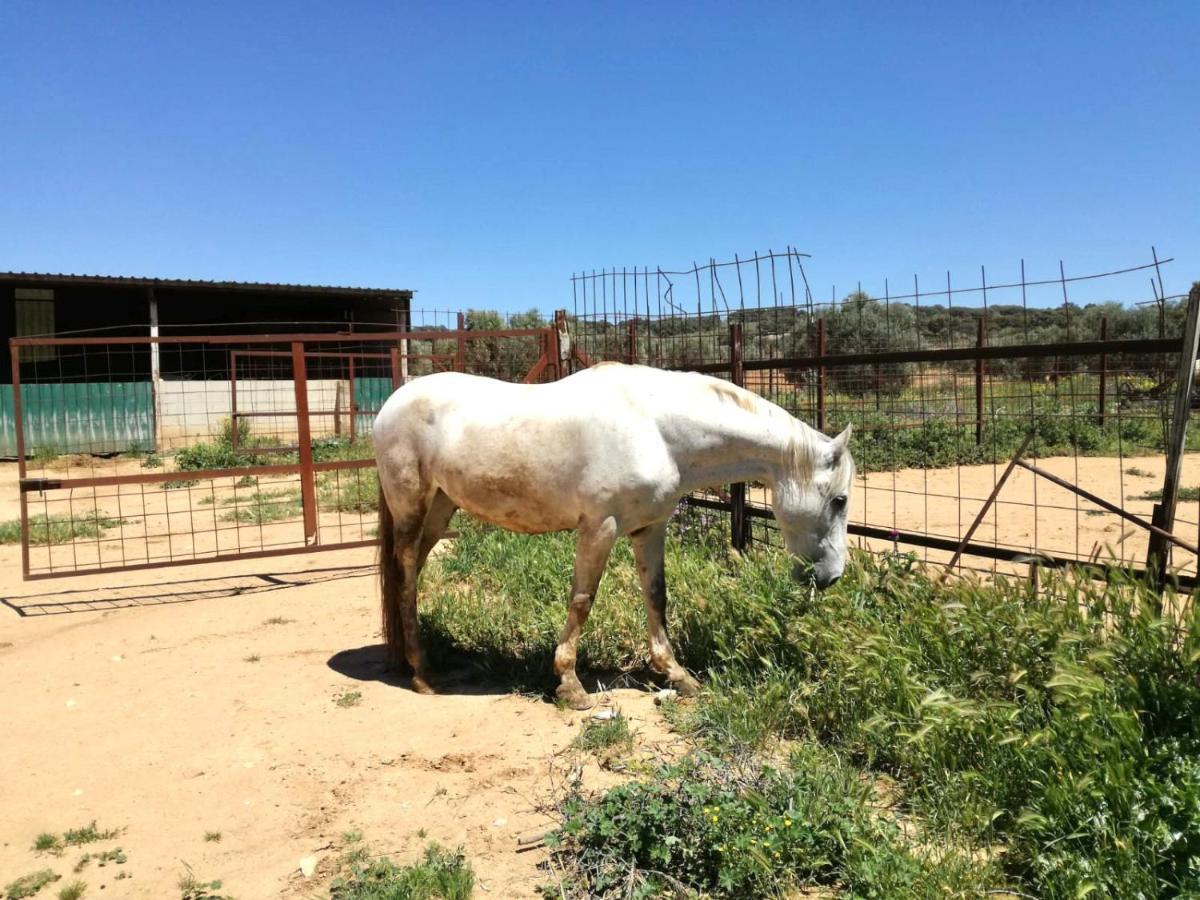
<box><xmin>20</xmin><ymin>457</ymin><xmax>378</xmax><ymax>492</ymax></box>
<box><xmin>23</xmin><ymin>539</ymin><xmax>379</xmax><ymax>581</ymax></box>
<box><xmin>665</xmin><ymin>337</ymin><xmax>1184</xmax><ymax>375</ymax></box>
<box><xmin>11</xmin><ymin>326</ymin><xmax>551</xmax><ymax>347</ymax></box>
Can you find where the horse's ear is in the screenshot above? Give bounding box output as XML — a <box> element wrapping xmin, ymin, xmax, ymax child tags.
<box><xmin>830</xmin><ymin>424</ymin><xmax>852</xmax><ymax>459</ymax></box>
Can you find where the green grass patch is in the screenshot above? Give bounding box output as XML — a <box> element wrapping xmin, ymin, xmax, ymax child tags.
<box><xmin>218</xmin><ymin>489</ymin><xmax>302</xmax><ymax>524</ymax></box>
<box><xmin>4</xmin><ymin>870</ymin><xmax>60</xmax><ymax>899</ymax></box>
<box><xmin>334</xmin><ymin>690</ymin><xmax>362</xmax><ymax>708</ymax></box>
<box><xmin>1134</xmin><ymin>485</ymin><xmax>1200</xmax><ymax>502</ymax></box>
<box><xmin>61</xmin><ymin>822</ymin><xmax>120</xmax><ymax>848</ymax></box>
<box><xmin>424</xmin><ymin>517</ymin><xmax>1200</xmax><ymax>899</ymax></box>
<box><xmin>177</xmin><ymin>866</ymin><xmax>232</xmax><ymax>900</ymax></box>
<box><xmin>0</xmin><ymin>511</ymin><xmax>126</xmax><ymax>546</ymax></box>
<box><xmin>55</xmin><ymin>882</ymin><xmax>85</xmax><ymax>900</ymax></box>
<box><xmin>330</xmin><ymin>841</ymin><xmax>473</xmax><ymax>900</ymax></box>
<box><xmin>572</xmin><ymin>713</ymin><xmax>633</xmax><ymax>753</ymax></box>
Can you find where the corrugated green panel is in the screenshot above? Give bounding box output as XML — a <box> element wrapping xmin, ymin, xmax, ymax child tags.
<box><xmin>354</xmin><ymin>377</ymin><xmax>394</xmax><ymax>437</ymax></box>
<box><xmin>0</xmin><ymin>382</ymin><xmax>154</xmax><ymax>456</ymax></box>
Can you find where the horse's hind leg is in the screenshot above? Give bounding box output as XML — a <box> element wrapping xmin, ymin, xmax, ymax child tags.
<box><xmin>417</xmin><ymin>489</ymin><xmax>457</xmax><ymax>570</ymax></box>
<box><xmin>631</xmin><ymin>521</ymin><xmax>700</xmax><ymax>697</ymax></box>
<box><xmin>554</xmin><ymin>516</ymin><xmax>618</xmax><ymax>710</ymax></box>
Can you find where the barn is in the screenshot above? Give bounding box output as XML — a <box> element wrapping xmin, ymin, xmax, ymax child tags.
<box><xmin>0</xmin><ymin>272</ymin><xmax>413</xmax><ymax>454</ymax></box>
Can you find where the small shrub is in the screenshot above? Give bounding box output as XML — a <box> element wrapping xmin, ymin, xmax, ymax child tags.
<box><xmin>4</xmin><ymin>870</ymin><xmax>60</xmax><ymax>899</ymax></box>
<box><xmin>334</xmin><ymin>690</ymin><xmax>363</xmax><ymax>708</ymax></box>
<box><xmin>62</xmin><ymin>822</ymin><xmax>120</xmax><ymax>847</ymax></box>
<box><xmin>203</xmin><ymin>831</ymin><xmax>222</xmax><ymax>843</ymax></box>
<box><xmin>32</xmin><ymin>832</ymin><xmax>62</xmax><ymax>854</ymax></box>
<box><xmin>55</xmin><ymin>882</ymin><xmax>85</xmax><ymax>900</ymax></box>
<box><xmin>330</xmin><ymin>842</ymin><xmax>473</xmax><ymax>900</ymax></box>
<box><xmin>177</xmin><ymin>865</ymin><xmax>232</xmax><ymax>900</ymax></box>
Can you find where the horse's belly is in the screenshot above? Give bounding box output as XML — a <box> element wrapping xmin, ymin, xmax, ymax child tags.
<box><xmin>440</xmin><ymin>469</ymin><xmax>579</xmax><ymax>534</ymax></box>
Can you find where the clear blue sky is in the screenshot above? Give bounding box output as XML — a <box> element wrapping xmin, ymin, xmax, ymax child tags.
<box><xmin>1</xmin><ymin>1</ymin><xmax>1196</xmax><ymax>314</ymax></box>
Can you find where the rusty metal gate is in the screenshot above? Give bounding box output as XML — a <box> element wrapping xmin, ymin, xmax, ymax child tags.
<box><xmin>11</xmin><ymin>315</ymin><xmax>569</xmax><ymax>579</ymax></box>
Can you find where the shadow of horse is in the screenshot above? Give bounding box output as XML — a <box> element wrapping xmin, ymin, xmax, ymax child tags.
<box><xmin>327</xmin><ymin>642</ymin><xmax>651</xmax><ymax>700</ymax></box>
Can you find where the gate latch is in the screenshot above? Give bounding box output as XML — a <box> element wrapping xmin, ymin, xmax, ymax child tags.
<box><xmin>20</xmin><ymin>478</ymin><xmax>63</xmax><ymax>493</ymax></box>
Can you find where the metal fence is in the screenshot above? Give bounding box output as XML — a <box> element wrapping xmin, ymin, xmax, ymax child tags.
<box><xmin>11</xmin><ymin>317</ymin><xmax>567</xmax><ymax>579</ymax></box>
<box><xmin>571</xmin><ymin>250</ymin><xmax>1199</xmax><ymax>591</ymax></box>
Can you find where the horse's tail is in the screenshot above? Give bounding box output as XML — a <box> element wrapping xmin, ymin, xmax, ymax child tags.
<box><xmin>378</xmin><ymin>485</ymin><xmax>405</xmax><ymax>664</ymax></box>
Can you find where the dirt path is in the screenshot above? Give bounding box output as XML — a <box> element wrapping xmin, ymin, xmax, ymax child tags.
<box><xmin>0</xmin><ymin>545</ymin><xmax>679</xmax><ymax>898</ymax></box>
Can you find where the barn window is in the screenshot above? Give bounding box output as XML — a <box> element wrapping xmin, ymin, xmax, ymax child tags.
<box><xmin>15</xmin><ymin>288</ymin><xmax>56</xmax><ymax>361</ymax></box>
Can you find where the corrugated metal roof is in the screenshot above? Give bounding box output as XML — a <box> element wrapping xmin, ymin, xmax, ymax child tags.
<box><xmin>0</xmin><ymin>271</ymin><xmax>413</xmax><ymax>299</ymax></box>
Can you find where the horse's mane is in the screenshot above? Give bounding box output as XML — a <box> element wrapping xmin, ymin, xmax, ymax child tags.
<box><xmin>705</xmin><ymin>378</ymin><xmax>854</xmax><ymax>492</ymax></box>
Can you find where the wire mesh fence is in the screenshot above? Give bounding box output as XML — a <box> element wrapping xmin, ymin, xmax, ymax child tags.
<box><xmin>571</xmin><ymin>250</ymin><xmax>1198</xmax><ymax>588</ymax></box>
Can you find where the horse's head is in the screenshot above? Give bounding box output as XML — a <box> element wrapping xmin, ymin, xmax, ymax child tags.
<box><xmin>772</xmin><ymin>424</ymin><xmax>855</xmax><ymax>589</ymax></box>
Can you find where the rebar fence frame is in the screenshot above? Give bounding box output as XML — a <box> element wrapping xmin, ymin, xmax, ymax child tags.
<box><xmin>10</xmin><ymin>316</ymin><xmax>568</xmax><ymax>579</ymax></box>
<box><xmin>571</xmin><ymin>251</ymin><xmax>1199</xmax><ymax>591</ymax></box>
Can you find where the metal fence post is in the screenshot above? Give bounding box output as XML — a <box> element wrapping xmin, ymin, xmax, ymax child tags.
<box><xmin>816</xmin><ymin>317</ymin><xmax>826</xmax><ymax>433</ymax></box>
<box><xmin>292</xmin><ymin>342</ymin><xmax>318</xmax><ymax>543</ymax></box>
<box><xmin>628</xmin><ymin>319</ymin><xmax>638</xmax><ymax>365</ymax></box>
<box><xmin>1146</xmin><ymin>284</ymin><xmax>1200</xmax><ymax>598</ymax></box>
<box><xmin>975</xmin><ymin>316</ymin><xmax>986</xmax><ymax>446</ymax></box>
<box><xmin>455</xmin><ymin>312</ymin><xmax>467</xmax><ymax>373</ymax></box>
<box><xmin>1098</xmin><ymin>316</ymin><xmax>1108</xmax><ymax>428</ymax></box>
<box><xmin>729</xmin><ymin>323</ymin><xmax>749</xmax><ymax>551</ymax></box>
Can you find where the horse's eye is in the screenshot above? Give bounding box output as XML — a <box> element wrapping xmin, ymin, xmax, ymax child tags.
<box><xmin>831</xmin><ymin>494</ymin><xmax>847</xmax><ymax>511</ymax></box>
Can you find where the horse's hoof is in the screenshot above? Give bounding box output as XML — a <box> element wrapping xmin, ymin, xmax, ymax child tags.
<box><xmin>411</xmin><ymin>675</ymin><xmax>437</xmax><ymax>695</ymax></box>
<box><xmin>556</xmin><ymin>684</ymin><xmax>595</xmax><ymax>711</ymax></box>
<box><xmin>670</xmin><ymin>672</ymin><xmax>702</xmax><ymax>698</ymax></box>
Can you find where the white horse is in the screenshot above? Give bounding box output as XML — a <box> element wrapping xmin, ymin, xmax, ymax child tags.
<box><xmin>373</xmin><ymin>362</ymin><xmax>855</xmax><ymax>709</ymax></box>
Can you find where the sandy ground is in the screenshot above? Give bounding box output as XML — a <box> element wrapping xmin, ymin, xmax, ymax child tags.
<box><xmin>2</xmin><ymin>451</ymin><xmax>1196</xmax><ymax>897</ymax></box>
<box><xmin>0</xmin><ymin>541</ymin><xmax>681</xmax><ymax>898</ymax></box>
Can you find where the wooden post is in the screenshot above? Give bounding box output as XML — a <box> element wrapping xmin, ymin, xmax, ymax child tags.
<box><xmin>455</xmin><ymin>312</ymin><xmax>466</xmax><ymax>373</ymax></box>
<box><xmin>292</xmin><ymin>342</ymin><xmax>318</xmax><ymax>543</ymax></box>
<box><xmin>389</xmin><ymin>346</ymin><xmax>402</xmax><ymax>391</ymax></box>
<box><xmin>816</xmin><ymin>317</ymin><xmax>826</xmax><ymax>433</ymax></box>
<box><xmin>975</xmin><ymin>316</ymin><xmax>986</xmax><ymax>446</ymax></box>
<box><xmin>729</xmin><ymin>323</ymin><xmax>749</xmax><ymax>551</ymax></box>
<box><xmin>1098</xmin><ymin>316</ymin><xmax>1108</xmax><ymax>428</ymax></box>
<box><xmin>1146</xmin><ymin>284</ymin><xmax>1200</xmax><ymax>597</ymax></box>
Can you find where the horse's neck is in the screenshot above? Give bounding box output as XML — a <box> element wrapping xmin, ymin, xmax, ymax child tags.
<box><xmin>663</xmin><ymin>403</ymin><xmax>799</xmax><ymax>494</ymax></box>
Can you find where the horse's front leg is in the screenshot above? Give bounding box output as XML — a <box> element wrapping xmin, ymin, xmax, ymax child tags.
<box><xmin>632</xmin><ymin>521</ymin><xmax>700</xmax><ymax>697</ymax></box>
<box><xmin>553</xmin><ymin>516</ymin><xmax>618</xmax><ymax>710</ymax></box>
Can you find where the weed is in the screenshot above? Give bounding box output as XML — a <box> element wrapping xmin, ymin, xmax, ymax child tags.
<box><xmin>177</xmin><ymin>865</ymin><xmax>232</xmax><ymax>900</ymax></box>
<box><xmin>0</xmin><ymin>512</ymin><xmax>126</xmax><ymax>546</ymax></box>
<box><xmin>572</xmin><ymin>713</ymin><xmax>633</xmax><ymax>753</ymax></box>
<box><xmin>220</xmin><ymin>490</ymin><xmax>302</xmax><ymax>524</ymax></box>
<box><xmin>334</xmin><ymin>690</ymin><xmax>363</xmax><ymax>708</ymax></box>
<box><xmin>4</xmin><ymin>870</ymin><xmax>59</xmax><ymax>899</ymax></box>
<box><xmin>1135</xmin><ymin>485</ymin><xmax>1200</xmax><ymax>502</ymax></box>
<box><xmin>31</xmin><ymin>445</ymin><xmax>60</xmax><ymax>465</ymax></box>
<box><xmin>55</xmin><ymin>882</ymin><xmax>85</xmax><ymax>900</ymax></box>
<box><xmin>203</xmin><ymin>831</ymin><xmax>222</xmax><ymax>843</ymax></box>
<box><xmin>330</xmin><ymin>842</ymin><xmax>473</xmax><ymax>900</ymax></box>
<box><xmin>140</xmin><ymin>452</ymin><xmax>163</xmax><ymax>469</ymax></box>
<box><xmin>263</xmin><ymin>616</ymin><xmax>293</xmax><ymax>626</ymax></box>
<box><xmin>32</xmin><ymin>832</ymin><xmax>62</xmax><ymax>854</ymax></box>
<box><xmin>243</xmin><ymin>654</ymin><xmax>260</xmax><ymax>663</ymax></box>
<box><xmin>1125</xmin><ymin>465</ymin><xmax>1154</xmax><ymax>478</ymax></box>
<box><xmin>62</xmin><ymin>822</ymin><xmax>120</xmax><ymax>847</ymax></box>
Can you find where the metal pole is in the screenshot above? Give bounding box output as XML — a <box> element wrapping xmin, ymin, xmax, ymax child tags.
<box><xmin>455</xmin><ymin>312</ymin><xmax>466</xmax><ymax>373</ymax></box>
<box><xmin>1147</xmin><ymin>283</ymin><xmax>1200</xmax><ymax>594</ymax></box>
<box><xmin>11</xmin><ymin>342</ymin><xmax>30</xmax><ymax>578</ymax></box>
<box><xmin>292</xmin><ymin>342</ymin><xmax>318</xmax><ymax>543</ymax></box>
<box><xmin>627</xmin><ymin>319</ymin><xmax>637</xmax><ymax>365</ymax></box>
<box><xmin>816</xmin><ymin>317</ymin><xmax>826</xmax><ymax>433</ymax></box>
<box><xmin>1098</xmin><ymin>316</ymin><xmax>1108</xmax><ymax>428</ymax></box>
<box><xmin>729</xmin><ymin>323</ymin><xmax>748</xmax><ymax>551</ymax></box>
<box><xmin>975</xmin><ymin>316</ymin><xmax>985</xmax><ymax>446</ymax></box>
<box><xmin>148</xmin><ymin>287</ymin><xmax>162</xmax><ymax>451</ymax></box>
